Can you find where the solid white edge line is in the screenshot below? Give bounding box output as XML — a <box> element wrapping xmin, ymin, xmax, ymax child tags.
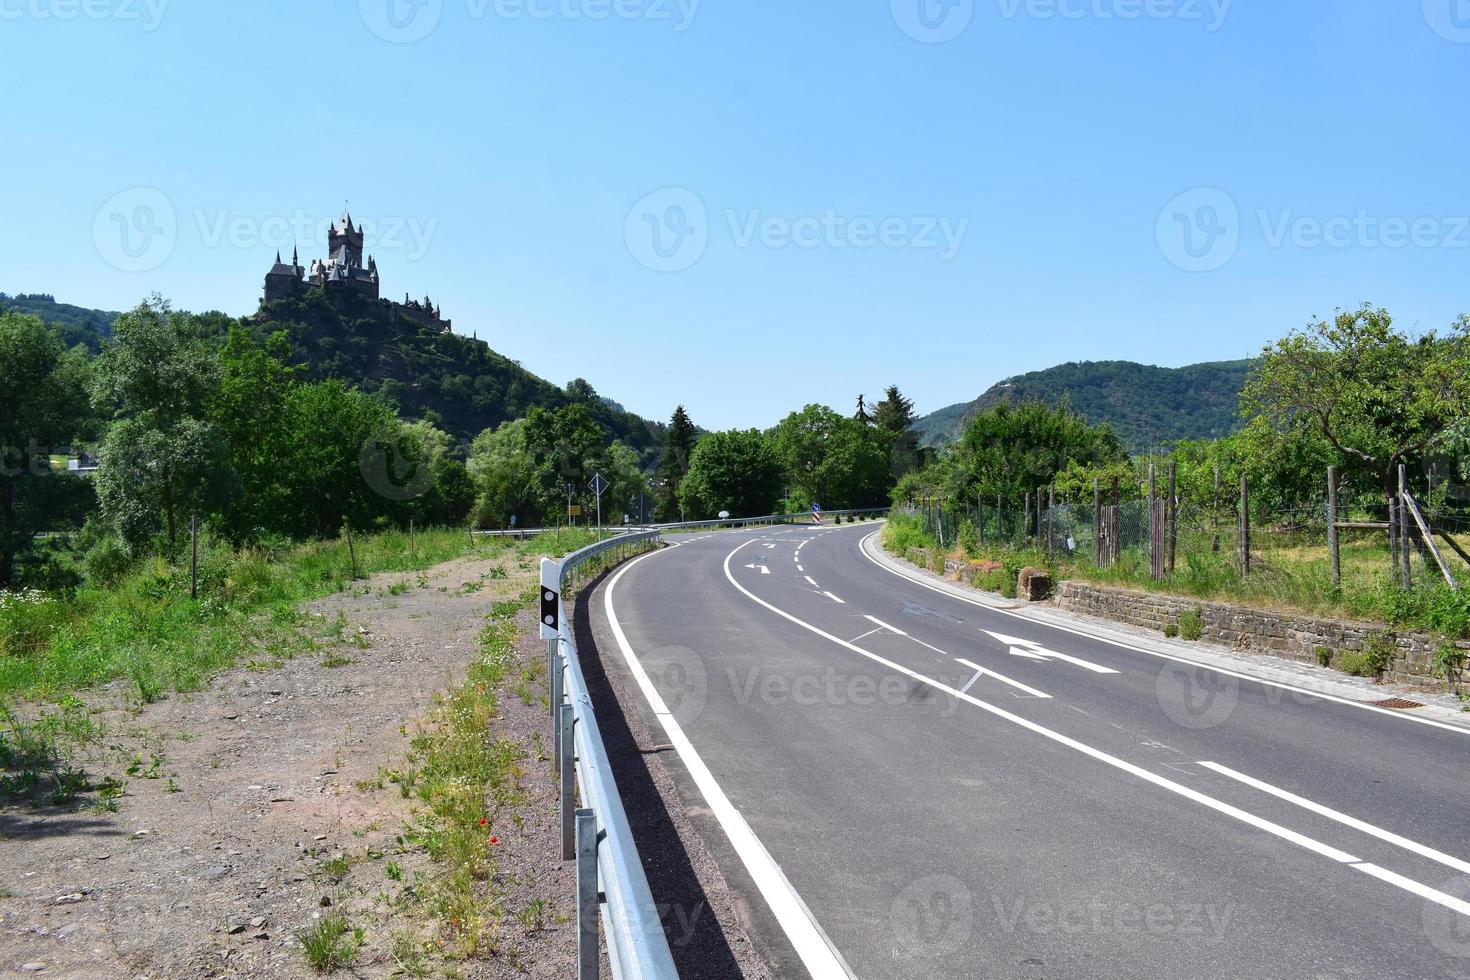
<box><xmin>954</xmin><ymin>658</ymin><xmax>1053</xmax><ymax>700</ymax></box>
<box><xmin>857</xmin><ymin>530</ymin><xmax>1470</xmax><ymax>737</ymax></box>
<box><xmin>721</xmin><ymin>538</ymin><xmax>1470</xmax><ymax>920</ymax></box>
<box><xmin>605</xmin><ymin>548</ymin><xmax>856</xmax><ymax>979</ymax></box>
<box><xmin>1198</xmin><ymin>761</ymin><xmax>1470</xmax><ymax>877</ymax></box>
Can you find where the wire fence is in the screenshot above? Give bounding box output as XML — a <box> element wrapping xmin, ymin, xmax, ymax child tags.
<box><xmin>902</xmin><ymin>463</ymin><xmax>1470</xmax><ymax>596</ymax></box>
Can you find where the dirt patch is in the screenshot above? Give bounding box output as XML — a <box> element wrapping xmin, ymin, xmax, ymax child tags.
<box><xmin>0</xmin><ymin>550</ymin><xmax>579</xmax><ymax>978</ymax></box>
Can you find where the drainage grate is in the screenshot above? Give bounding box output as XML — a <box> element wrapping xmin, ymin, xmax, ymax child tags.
<box><xmin>1369</xmin><ymin>697</ymin><xmax>1425</xmax><ymax>710</ymax></box>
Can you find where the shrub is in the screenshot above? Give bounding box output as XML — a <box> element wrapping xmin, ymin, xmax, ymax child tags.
<box><xmin>1163</xmin><ymin>623</ymin><xmax>1180</xmax><ymax>638</ymax></box>
<box><xmin>1336</xmin><ymin>651</ymin><xmax>1368</xmax><ymax>676</ymax></box>
<box><xmin>1315</xmin><ymin>646</ymin><xmax>1332</xmax><ymax>668</ymax></box>
<box><xmin>1179</xmin><ymin>608</ymin><xmax>1204</xmax><ymax>642</ymax></box>
<box><xmin>1432</xmin><ymin>643</ymin><xmax>1467</xmax><ymax>685</ymax></box>
<box><xmin>1362</xmin><ymin>634</ymin><xmax>1397</xmax><ymax>678</ymax></box>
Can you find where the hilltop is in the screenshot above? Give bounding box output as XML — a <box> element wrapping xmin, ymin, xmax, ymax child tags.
<box><xmin>912</xmin><ymin>359</ymin><xmax>1255</xmax><ymax>453</ymax></box>
<box><xmin>0</xmin><ymin>292</ymin><xmax>118</xmax><ymax>352</ymax></box>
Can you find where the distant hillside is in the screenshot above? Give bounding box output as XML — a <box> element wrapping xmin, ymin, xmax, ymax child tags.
<box><xmin>253</xmin><ymin>288</ymin><xmax>662</xmax><ymax>455</ymax></box>
<box><xmin>0</xmin><ymin>292</ymin><xmax>118</xmax><ymax>351</ymax></box>
<box><xmin>913</xmin><ymin>359</ymin><xmax>1255</xmax><ymax>453</ymax></box>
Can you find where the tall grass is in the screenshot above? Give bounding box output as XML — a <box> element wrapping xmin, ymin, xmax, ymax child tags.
<box><xmin>0</xmin><ymin>527</ymin><xmax>604</xmax><ymax>702</ymax></box>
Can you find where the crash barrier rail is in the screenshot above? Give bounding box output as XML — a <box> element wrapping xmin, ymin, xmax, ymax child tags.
<box><xmin>539</xmin><ymin>529</ymin><xmax>676</xmax><ymax>980</ymax></box>
<box><xmin>478</xmin><ymin>507</ymin><xmax>889</xmax><ymax>538</ymax></box>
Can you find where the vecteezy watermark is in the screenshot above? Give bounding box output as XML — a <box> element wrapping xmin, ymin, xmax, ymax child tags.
<box><xmin>91</xmin><ymin>190</ymin><xmax>439</xmax><ymax>273</ymax></box>
<box><xmin>93</xmin><ymin>187</ymin><xmax>178</xmax><ymax>274</ymax></box>
<box><xmin>891</xmin><ymin>0</ymin><xmax>974</xmax><ymax>43</ymax></box>
<box><xmin>643</xmin><ymin>646</ymin><xmax>710</xmax><ymax>725</ymax></box>
<box><xmin>891</xmin><ymin>875</ymin><xmax>975</xmax><ymax>957</ymax></box>
<box><xmin>624</xmin><ymin>187</ymin><xmax>970</xmax><ymax>272</ymax></box>
<box><xmin>1423</xmin><ymin>877</ymin><xmax>1470</xmax><ymax>958</ymax></box>
<box><xmin>1156</xmin><ymin>187</ymin><xmax>1239</xmax><ymax>273</ymax></box>
<box><xmin>359</xmin><ymin>0</ymin><xmax>698</xmax><ymax>43</ymax></box>
<box><xmin>0</xmin><ymin>0</ymin><xmax>169</xmax><ymax>30</ymax></box>
<box><xmin>193</xmin><ymin>208</ymin><xmax>438</xmax><ymax>261</ymax></box>
<box><xmin>995</xmin><ymin>0</ymin><xmax>1231</xmax><ymax>31</ymax></box>
<box><xmin>993</xmin><ymin>896</ymin><xmax>1236</xmax><ymax>938</ymax></box>
<box><xmin>360</xmin><ymin>434</ymin><xmax>437</xmax><ymax>502</ymax></box>
<box><xmin>726</xmin><ymin>665</ymin><xmax>962</xmax><ymax>717</ymax></box>
<box><xmin>1158</xmin><ymin>187</ymin><xmax>1470</xmax><ymax>272</ymax></box>
<box><xmin>1423</xmin><ymin>0</ymin><xmax>1470</xmax><ymax>43</ymax></box>
<box><xmin>1155</xmin><ymin>662</ymin><xmax>1321</xmax><ymax>730</ymax></box>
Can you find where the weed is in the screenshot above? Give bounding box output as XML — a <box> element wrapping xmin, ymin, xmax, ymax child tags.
<box><xmin>385</xmin><ymin>861</ymin><xmax>404</xmax><ymax>882</ymax></box>
<box><xmin>1163</xmin><ymin>623</ymin><xmax>1180</xmax><ymax>639</ymax></box>
<box><xmin>1178</xmin><ymin>608</ymin><xmax>1204</xmax><ymax>641</ymax></box>
<box><xmin>387</xmin><ymin>581</ymin><xmax>410</xmax><ymax>596</ymax></box>
<box><xmin>92</xmin><ymin>776</ymin><xmax>126</xmax><ymax>812</ymax></box>
<box><xmin>320</xmin><ymin>855</ymin><xmax>352</xmax><ymax>882</ymax></box>
<box><xmin>1432</xmin><ymin>643</ymin><xmax>1467</xmax><ymax>686</ymax></box>
<box><xmin>517</xmin><ymin>897</ymin><xmax>551</xmax><ymax>933</ymax></box>
<box><xmin>389</xmin><ymin>930</ymin><xmax>431</xmax><ymax>977</ymax></box>
<box><xmin>322</xmin><ymin>654</ymin><xmax>353</xmax><ymax>669</ymax></box>
<box><xmin>298</xmin><ymin>911</ymin><xmax>360</xmax><ymax>973</ymax></box>
<box><xmin>1315</xmin><ymin>646</ymin><xmax>1333</xmax><ymax>668</ymax></box>
<box><xmin>165</xmin><ymin>777</ymin><xmax>181</xmax><ymax>793</ymax></box>
<box><xmin>1362</xmin><ymin>634</ymin><xmax>1397</xmax><ymax>678</ymax></box>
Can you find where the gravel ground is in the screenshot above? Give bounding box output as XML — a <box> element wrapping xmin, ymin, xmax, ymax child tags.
<box><xmin>0</xmin><ymin>550</ymin><xmax>583</xmax><ymax>979</ymax></box>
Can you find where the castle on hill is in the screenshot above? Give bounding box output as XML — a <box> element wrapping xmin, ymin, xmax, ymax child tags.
<box><xmin>262</xmin><ymin>210</ymin><xmax>451</xmax><ymax>332</ymax></box>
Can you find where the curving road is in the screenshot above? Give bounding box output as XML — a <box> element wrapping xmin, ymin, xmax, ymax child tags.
<box><xmin>585</xmin><ymin>521</ymin><xmax>1470</xmax><ymax>979</ymax></box>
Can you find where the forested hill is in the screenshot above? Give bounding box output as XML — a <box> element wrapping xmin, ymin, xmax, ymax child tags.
<box><xmin>0</xmin><ymin>292</ymin><xmax>118</xmax><ymax>352</ymax></box>
<box><xmin>253</xmin><ymin>289</ymin><xmax>662</xmax><ymax>454</ymax></box>
<box><xmin>912</xmin><ymin>359</ymin><xmax>1255</xmax><ymax>453</ymax></box>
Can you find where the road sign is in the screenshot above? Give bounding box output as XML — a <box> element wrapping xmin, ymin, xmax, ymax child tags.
<box><xmin>569</xmin><ymin>505</ymin><xmax>583</xmax><ymax>517</ymax></box>
<box><xmin>590</xmin><ymin>472</ymin><xmax>609</xmax><ymax>496</ymax></box>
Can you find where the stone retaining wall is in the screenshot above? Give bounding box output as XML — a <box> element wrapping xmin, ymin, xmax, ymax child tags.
<box><xmin>900</xmin><ymin>547</ymin><xmax>1468</xmax><ymax>691</ymax></box>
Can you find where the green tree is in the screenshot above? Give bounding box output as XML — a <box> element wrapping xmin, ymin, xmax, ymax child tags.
<box><xmin>91</xmin><ymin>297</ymin><xmax>226</xmax><ymax>552</ymax></box>
<box><xmin>772</xmin><ymin>405</ymin><xmax>891</xmax><ymax>509</ymax></box>
<box><xmin>468</xmin><ymin>418</ymin><xmax>551</xmax><ymax>528</ymax></box>
<box><xmin>0</xmin><ymin>311</ymin><xmax>93</xmax><ymax>586</ymax></box>
<box><xmin>679</xmin><ymin>430</ymin><xmax>784</xmax><ymax>520</ymax></box>
<box><xmin>209</xmin><ymin>327</ymin><xmax>299</xmax><ymax>539</ymax></box>
<box><xmin>942</xmin><ymin>401</ymin><xmax>1128</xmax><ymax>504</ymax></box>
<box><xmin>655</xmin><ymin>405</ymin><xmax>698</xmax><ymax>521</ymax></box>
<box><xmin>1242</xmin><ymin>305</ymin><xmax>1470</xmax><ymax>498</ymax></box>
<box><xmin>874</xmin><ymin>385</ymin><xmax>920</xmax><ymax>478</ymax></box>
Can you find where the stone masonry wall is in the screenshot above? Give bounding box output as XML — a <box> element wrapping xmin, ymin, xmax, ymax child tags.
<box><xmin>901</xmin><ymin>547</ymin><xmax>1468</xmax><ymax>692</ymax></box>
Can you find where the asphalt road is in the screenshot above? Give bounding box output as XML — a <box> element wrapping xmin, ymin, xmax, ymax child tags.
<box><xmin>587</xmin><ymin>522</ymin><xmax>1470</xmax><ymax>979</ymax></box>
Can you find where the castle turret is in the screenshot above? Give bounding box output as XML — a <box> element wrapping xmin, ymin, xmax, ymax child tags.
<box><xmin>327</xmin><ymin>210</ymin><xmax>364</xmax><ymax>268</ymax></box>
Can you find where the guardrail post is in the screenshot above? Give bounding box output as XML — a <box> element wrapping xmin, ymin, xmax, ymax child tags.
<box><xmin>576</xmin><ymin>808</ymin><xmax>599</xmax><ymax>979</ymax></box>
<box><xmin>549</xmin><ymin>637</ymin><xmax>560</xmax><ymax>721</ymax></box>
<box><xmin>560</xmin><ymin>703</ymin><xmax>576</xmax><ymax>860</ymax></box>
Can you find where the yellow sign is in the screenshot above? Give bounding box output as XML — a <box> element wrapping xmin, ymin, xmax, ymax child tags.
<box><xmin>569</xmin><ymin>505</ymin><xmax>583</xmax><ymax>517</ymax></box>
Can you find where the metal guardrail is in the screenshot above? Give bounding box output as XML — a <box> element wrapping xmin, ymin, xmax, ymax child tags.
<box><xmin>479</xmin><ymin>507</ymin><xmax>889</xmax><ymax>539</ymax></box>
<box><xmin>540</xmin><ymin>530</ymin><xmax>675</xmax><ymax>980</ymax></box>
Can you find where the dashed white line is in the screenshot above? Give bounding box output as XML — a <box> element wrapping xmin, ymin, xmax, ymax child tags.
<box><xmin>804</xmin><ymin>575</ymin><xmax>818</xmax><ymax>586</ymax></box>
<box><xmin>822</xmin><ymin>591</ymin><xmax>846</xmax><ymax>604</ymax></box>
<box><xmin>722</xmin><ymin>538</ymin><xmax>1470</xmax><ymax>922</ymax></box>
<box><xmin>862</xmin><ymin>615</ymin><xmax>907</xmax><ymax>636</ymax></box>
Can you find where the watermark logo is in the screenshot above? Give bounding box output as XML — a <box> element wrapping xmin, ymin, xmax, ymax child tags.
<box><xmin>624</xmin><ymin>188</ymin><xmax>970</xmax><ymax>272</ymax></box>
<box><xmin>0</xmin><ymin>0</ymin><xmax>169</xmax><ymax>30</ymax></box>
<box><xmin>647</xmin><ymin>645</ymin><xmax>709</xmax><ymax>725</ymax></box>
<box><xmin>359</xmin><ymin>0</ymin><xmax>442</xmax><ymax>42</ymax></box>
<box><xmin>994</xmin><ymin>896</ymin><xmax>1236</xmax><ymax>937</ymax></box>
<box><xmin>1423</xmin><ymin>0</ymin><xmax>1470</xmax><ymax>43</ymax></box>
<box><xmin>891</xmin><ymin>0</ymin><xmax>974</xmax><ymax>43</ymax></box>
<box><xmin>93</xmin><ymin>187</ymin><xmax>177</xmax><ymax>273</ymax></box>
<box><xmin>625</xmin><ymin>188</ymin><xmax>709</xmax><ymax>273</ymax></box>
<box><xmin>1155</xmin><ymin>663</ymin><xmax>1238</xmax><ymax>729</ymax></box>
<box><xmin>995</xmin><ymin>0</ymin><xmax>1231</xmax><ymax>31</ymax></box>
<box><xmin>1156</xmin><ymin>187</ymin><xmax>1239</xmax><ymax>273</ymax></box>
<box><xmin>360</xmin><ymin>434</ymin><xmax>436</xmax><ymax>501</ymax></box>
<box><xmin>1424</xmin><ymin>877</ymin><xmax>1470</xmax><ymax>958</ymax></box>
<box><xmin>891</xmin><ymin>875</ymin><xmax>975</xmax><ymax>956</ymax></box>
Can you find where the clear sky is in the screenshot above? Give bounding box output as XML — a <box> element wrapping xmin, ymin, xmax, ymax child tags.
<box><xmin>4</xmin><ymin>1</ymin><xmax>1468</xmax><ymax>430</ymax></box>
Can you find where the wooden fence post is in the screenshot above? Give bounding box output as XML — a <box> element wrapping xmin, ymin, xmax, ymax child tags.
<box><xmin>1239</xmin><ymin>474</ymin><xmax>1250</xmax><ymax>575</ymax></box>
<box><xmin>345</xmin><ymin>523</ymin><xmax>359</xmax><ymax>580</ymax></box>
<box><xmin>190</xmin><ymin>514</ymin><xmax>198</xmax><ymax>600</ymax></box>
<box><xmin>1047</xmin><ymin>486</ymin><xmax>1055</xmax><ymax>559</ymax></box>
<box><xmin>1327</xmin><ymin>465</ymin><xmax>1340</xmax><ymax>589</ymax></box>
<box><xmin>1024</xmin><ymin>493</ymin><xmax>1031</xmax><ymax>545</ymax></box>
<box><xmin>1148</xmin><ymin>464</ymin><xmax>1160</xmax><ymax>579</ymax></box>
<box><xmin>1166</xmin><ymin>460</ymin><xmax>1177</xmax><ymax>575</ymax></box>
<box><xmin>1093</xmin><ymin>478</ymin><xmax>1102</xmax><ymax>568</ymax></box>
<box><xmin>977</xmin><ymin>497</ymin><xmax>985</xmax><ymax>546</ymax></box>
<box><xmin>1389</xmin><ymin>496</ymin><xmax>1400</xmax><ymax>580</ymax></box>
<box><xmin>1212</xmin><ymin>466</ymin><xmax>1221</xmax><ymax>553</ymax></box>
<box><xmin>1399</xmin><ymin>464</ymin><xmax>1412</xmax><ymax>590</ymax></box>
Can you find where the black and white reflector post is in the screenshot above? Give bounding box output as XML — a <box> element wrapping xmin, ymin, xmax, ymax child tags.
<box><xmin>540</xmin><ymin>558</ymin><xmax>560</xmax><ymax>640</ymax></box>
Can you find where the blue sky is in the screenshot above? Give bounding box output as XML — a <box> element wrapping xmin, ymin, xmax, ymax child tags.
<box><xmin>4</xmin><ymin>0</ymin><xmax>1469</xmax><ymax>430</ymax></box>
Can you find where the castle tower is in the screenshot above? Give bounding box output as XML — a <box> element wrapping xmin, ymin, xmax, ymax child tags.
<box><xmin>327</xmin><ymin>211</ymin><xmax>364</xmax><ymax>268</ymax></box>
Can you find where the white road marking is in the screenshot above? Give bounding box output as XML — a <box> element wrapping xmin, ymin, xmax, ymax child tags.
<box><xmin>958</xmin><ymin>669</ymin><xmax>984</xmax><ymax>696</ymax></box>
<box><xmin>1199</xmin><ymin>761</ymin><xmax>1470</xmax><ymax>877</ymax></box>
<box><xmin>862</xmin><ymin>615</ymin><xmax>907</xmax><ymax>636</ymax></box>
<box><xmin>822</xmin><ymin>592</ymin><xmax>846</xmax><ymax>604</ymax></box>
<box><xmin>851</xmin><ymin>628</ymin><xmax>883</xmax><ymax>643</ymax></box>
<box><xmin>607</xmin><ymin>550</ymin><xmax>857</xmax><ymax>979</ymax></box>
<box><xmin>797</xmin><ymin>565</ymin><xmax>804</xmax><ymax>572</ymax></box>
<box><xmin>744</xmin><ymin>564</ymin><xmax>771</xmax><ymax>575</ymax></box>
<box><xmin>983</xmin><ymin>630</ymin><xmax>1120</xmax><ymax>674</ymax></box>
<box><xmin>954</xmin><ymin>658</ymin><xmax>1053</xmax><ymax>700</ymax></box>
<box><xmin>804</xmin><ymin>576</ymin><xmax>818</xmax><ymax>586</ymax></box>
<box><xmin>856</xmin><ymin>531</ymin><xmax>1470</xmax><ymax>738</ymax></box>
<box><xmin>721</xmin><ymin>539</ymin><xmax>1470</xmax><ymax>921</ymax></box>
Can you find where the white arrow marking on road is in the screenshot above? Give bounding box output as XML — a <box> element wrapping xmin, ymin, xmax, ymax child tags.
<box><xmin>744</xmin><ymin>564</ymin><xmax>771</xmax><ymax>575</ymax></box>
<box><xmin>983</xmin><ymin>630</ymin><xmax>1120</xmax><ymax>674</ymax></box>
<box><xmin>764</xmin><ymin>543</ymin><xmax>776</xmax><ymax>549</ymax></box>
